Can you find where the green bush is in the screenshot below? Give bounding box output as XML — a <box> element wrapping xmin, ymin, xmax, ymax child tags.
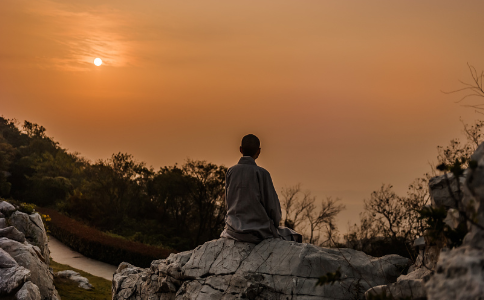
<box><xmin>18</xmin><ymin>202</ymin><xmax>36</xmax><ymax>214</ymax></box>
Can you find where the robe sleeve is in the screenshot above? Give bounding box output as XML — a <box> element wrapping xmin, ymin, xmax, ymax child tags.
<box><xmin>259</xmin><ymin>169</ymin><xmax>282</xmax><ymax>227</ymax></box>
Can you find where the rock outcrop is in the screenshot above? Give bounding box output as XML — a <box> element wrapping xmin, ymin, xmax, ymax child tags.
<box><xmin>365</xmin><ymin>142</ymin><xmax>484</xmax><ymax>300</ymax></box>
<box><xmin>425</xmin><ymin>245</ymin><xmax>484</xmax><ymax>300</ymax></box>
<box><xmin>0</xmin><ymin>200</ymin><xmax>16</xmax><ymax>216</ymax></box>
<box><xmin>0</xmin><ymin>200</ymin><xmax>59</xmax><ymax>300</ymax></box>
<box><xmin>428</xmin><ymin>172</ymin><xmax>465</xmax><ymax>209</ymax></box>
<box><xmin>423</xmin><ymin>142</ymin><xmax>484</xmax><ymax>300</ymax></box>
<box><xmin>0</xmin><ymin>247</ymin><xmax>31</xmax><ymax>295</ymax></box>
<box><xmin>15</xmin><ymin>281</ymin><xmax>42</xmax><ymax>300</ymax></box>
<box><xmin>9</xmin><ymin>211</ymin><xmax>50</xmax><ymax>265</ymax></box>
<box><xmin>111</xmin><ymin>141</ymin><xmax>484</xmax><ymax>300</ymax></box>
<box><xmin>113</xmin><ymin>238</ymin><xmax>411</xmax><ymax>300</ymax></box>
<box><xmin>56</xmin><ymin>270</ymin><xmax>93</xmax><ymax>290</ymax></box>
<box><xmin>364</xmin><ymin>266</ymin><xmax>431</xmax><ymax>300</ymax></box>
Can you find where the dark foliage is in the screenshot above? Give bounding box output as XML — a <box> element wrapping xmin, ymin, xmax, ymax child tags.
<box><xmin>0</xmin><ymin>116</ymin><xmax>227</xmax><ymax>253</ymax></box>
<box><xmin>344</xmin><ymin>183</ymin><xmax>427</xmax><ymax>259</ymax></box>
<box><xmin>37</xmin><ymin>207</ymin><xmax>175</xmax><ymax>267</ymax></box>
<box><xmin>316</xmin><ymin>268</ymin><xmax>341</xmax><ymax>286</ymax></box>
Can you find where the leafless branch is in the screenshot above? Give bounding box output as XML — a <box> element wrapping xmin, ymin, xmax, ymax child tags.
<box><xmin>443</xmin><ymin>63</ymin><xmax>484</xmax><ymax>106</ymax></box>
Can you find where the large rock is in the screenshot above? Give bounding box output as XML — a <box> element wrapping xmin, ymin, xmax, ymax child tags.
<box><xmin>458</xmin><ymin>142</ymin><xmax>484</xmax><ymax>250</ymax></box>
<box><xmin>56</xmin><ymin>270</ymin><xmax>93</xmax><ymax>290</ymax></box>
<box><xmin>0</xmin><ymin>237</ymin><xmax>56</xmax><ymax>300</ymax></box>
<box><xmin>0</xmin><ymin>264</ymin><xmax>31</xmax><ymax>295</ymax></box>
<box><xmin>8</xmin><ymin>211</ymin><xmax>49</xmax><ymax>264</ymax></box>
<box><xmin>0</xmin><ymin>247</ymin><xmax>31</xmax><ymax>296</ymax></box>
<box><xmin>0</xmin><ymin>218</ymin><xmax>6</xmax><ymax>229</ymax></box>
<box><xmin>365</xmin><ymin>267</ymin><xmax>432</xmax><ymax>300</ymax></box>
<box><xmin>15</xmin><ymin>281</ymin><xmax>42</xmax><ymax>300</ymax></box>
<box><xmin>425</xmin><ymin>246</ymin><xmax>484</xmax><ymax>300</ymax></box>
<box><xmin>0</xmin><ymin>247</ymin><xmax>18</xmax><ymax>268</ymax></box>
<box><xmin>0</xmin><ymin>226</ymin><xmax>26</xmax><ymax>243</ymax></box>
<box><xmin>422</xmin><ymin>142</ymin><xmax>484</xmax><ymax>300</ymax></box>
<box><xmin>408</xmin><ymin>245</ymin><xmax>440</xmax><ymax>272</ymax></box>
<box><xmin>0</xmin><ymin>200</ymin><xmax>16</xmax><ymax>217</ymax></box>
<box><xmin>429</xmin><ymin>173</ymin><xmax>466</xmax><ymax>209</ymax></box>
<box><xmin>0</xmin><ymin>201</ymin><xmax>58</xmax><ymax>300</ymax></box>
<box><xmin>113</xmin><ymin>238</ymin><xmax>411</xmax><ymax>300</ymax></box>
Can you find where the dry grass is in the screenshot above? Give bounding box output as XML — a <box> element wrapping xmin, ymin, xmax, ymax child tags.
<box><xmin>50</xmin><ymin>260</ymin><xmax>112</xmax><ymax>300</ymax></box>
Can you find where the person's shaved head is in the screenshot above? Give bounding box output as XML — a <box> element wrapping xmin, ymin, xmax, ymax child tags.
<box><xmin>241</xmin><ymin>134</ymin><xmax>260</xmax><ymax>157</ymax></box>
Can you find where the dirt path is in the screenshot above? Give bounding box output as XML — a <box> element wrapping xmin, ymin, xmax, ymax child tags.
<box><xmin>48</xmin><ymin>235</ymin><xmax>117</xmax><ymax>281</ymax></box>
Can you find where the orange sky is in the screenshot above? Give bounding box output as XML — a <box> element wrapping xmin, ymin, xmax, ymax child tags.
<box><xmin>1</xmin><ymin>0</ymin><xmax>484</xmax><ymax>234</ymax></box>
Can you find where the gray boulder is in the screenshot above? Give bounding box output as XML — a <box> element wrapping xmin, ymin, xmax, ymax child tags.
<box><xmin>397</xmin><ymin>268</ymin><xmax>432</xmax><ymax>282</ymax></box>
<box><xmin>113</xmin><ymin>238</ymin><xmax>411</xmax><ymax>300</ymax></box>
<box><xmin>365</xmin><ymin>268</ymin><xmax>432</xmax><ymax>300</ymax></box>
<box><xmin>15</xmin><ymin>281</ymin><xmax>41</xmax><ymax>300</ymax></box>
<box><xmin>422</xmin><ymin>141</ymin><xmax>484</xmax><ymax>300</ymax></box>
<box><xmin>57</xmin><ymin>270</ymin><xmax>93</xmax><ymax>290</ymax></box>
<box><xmin>0</xmin><ymin>247</ymin><xmax>17</xmax><ymax>268</ymax></box>
<box><xmin>0</xmin><ymin>237</ymin><xmax>56</xmax><ymax>300</ymax></box>
<box><xmin>0</xmin><ymin>218</ymin><xmax>6</xmax><ymax>229</ymax></box>
<box><xmin>0</xmin><ymin>248</ymin><xmax>31</xmax><ymax>296</ymax></box>
<box><xmin>0</xmin><ymin>201</ymin><xmax>16</xmax><ymax>217</ymax></box>
<box><xmin>0</xmin><ymin>226</ymin><xmax>26</xmax><ymax>243</ymax></box>
<box><xmin>425</xmin><ymin>245</ymin><xmax>484</xmax><ymax>300</ymax></box>
<box><xmin>408</xmin><ymin>245</ymin><xmax>440</xmax><ymax>273</ymax></box>
<box><xmin>459</xmin><ymin>143</ymin><xmax>484</xmax><ymax>250</ymax></box>
<box><xmin>0</xmin><ymin>264</ymin><xmax>31</xmax><ymax>295</ymax></box>
<box><xmin>429</xmin><ymin>172</ymin><xmax>466</xmax><ymax>209</ymax></box>
<box><xmin>8</xmin><ymin>211</ymin><xmax>49</xmax><ymax>264</ymax></box>
<box><xmin>365</xmin><ymin>280</ymin><xmax>426</xmax><ymax>300</ymax></box>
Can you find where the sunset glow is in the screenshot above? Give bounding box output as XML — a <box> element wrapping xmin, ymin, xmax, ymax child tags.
<box><xmin>1</xmin><ymin>0</ymin><xmax>484</xmax><ymax>232</ymax></box>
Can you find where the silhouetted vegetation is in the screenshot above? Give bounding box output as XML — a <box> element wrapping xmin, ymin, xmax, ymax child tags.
<box><xmin>343</xmin><ymin>181</ymin><xmax>429</xmax><ymax>258</ymax></box>
<box><xmin>281</xmin><ymin>184</ymin><xmax>345</xmax><ymax>247</ymax></box>
<box><xmin>0</xmin><ymin>117</ymin><xmax>226</xmax><ymax>251</ymax></box>
<box><xmin>344</xmin><ymin>118</ymin><xmax>484</xmax><ymax>259</ymax></box>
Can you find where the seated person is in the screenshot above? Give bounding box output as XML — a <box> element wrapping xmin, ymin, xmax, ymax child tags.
<box><xmin>220</xmin><ymin>134</ymin><xmax>302</xmax><ymax>243</ymax></box>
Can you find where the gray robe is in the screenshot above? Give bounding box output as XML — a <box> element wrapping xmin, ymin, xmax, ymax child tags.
<box><xmin>220</xmin><ymin>156</ymin><xmax>302</xmax><ymax>243</ymax></box>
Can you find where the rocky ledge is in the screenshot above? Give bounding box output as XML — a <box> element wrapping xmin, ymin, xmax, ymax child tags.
<box><xmin>0</xmin><ymin>200</ymin><xmax>59</xmax><ymax>300</ymax></box>
<box><xmin>112</xmin><ymin>238</ymin><xmax>410</xmax><ymax>300</ymax></box>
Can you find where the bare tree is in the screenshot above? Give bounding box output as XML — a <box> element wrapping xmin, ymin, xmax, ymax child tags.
<box><xmin>363</xmin><ymin>184</ymin><xmax>405</xmax><ymax>241</ymax></box>
<box><xmin>344</xmin><ymin>179</ymin><xmax>430</xmax><ymax>258</ymax></box>
<box><xmin>463</xmin><ymin>119</ymin><xmax>484</xmax><ymax>148</ymax></box>
<box><xmin>404</xmin><ymin>176</ymin><xmax>431</xmax><ymax>239</ymax></box>
<box><xmin>317</xmin><ymin>197</ymin><xmax>345</xmax><ymax>247</ymax></box>
<box><xmin>280</xmin><ymin>184</ymin><xmax>312</xmax><ymax>230</ymax></box>
<box><xmin>344</xmin><ymin>212</ymin><xmax>381</xmax><ymax>249</ymax></box>
<box><xmin>281</xmin><ymin>185</ymin><xmax>345</xmax><ymax>246</ymax></box>
<box><xmin>303</xmin><ymin>195</ymin><xmax>345</xmax><ymax>245</ymax></box>
<box><xmin>444</xmin><ymin>63</ymin><xmax>484</xmax><ymax>111</ymax></box>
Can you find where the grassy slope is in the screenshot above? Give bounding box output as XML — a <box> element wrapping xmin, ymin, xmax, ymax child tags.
<box><xmin>50</xmin><ymin>260</ymin><xmax>112</xmax><ymax>300</ymax></box>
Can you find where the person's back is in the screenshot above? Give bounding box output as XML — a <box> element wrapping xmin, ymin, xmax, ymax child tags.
<box><xmin>221</xmin><ymin>134</ymin><xmax>301</xmax><ymax>244</ymax></box>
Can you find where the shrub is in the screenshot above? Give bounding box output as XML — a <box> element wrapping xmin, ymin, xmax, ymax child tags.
<box><xmin>18</xmin><ymin>202</ymin><xmax>36</xmax><ymax>214</ymax></box>
<box><xmin>37</xmin><ymin>207</ymin><xmax>176</xmax><ymax>267</ymax></box>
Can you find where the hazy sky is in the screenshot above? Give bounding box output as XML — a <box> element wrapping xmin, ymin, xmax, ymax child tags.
<box><xmin>1</xmin><ymin>0</ymin><xmax>484</xmax><ymax>233</ymax></box>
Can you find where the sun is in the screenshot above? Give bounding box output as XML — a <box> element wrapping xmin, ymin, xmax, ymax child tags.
<box><xmin>94</xmin><ymin>58</ymin><xmax>103</xmax><ymax>66</ymax></box>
